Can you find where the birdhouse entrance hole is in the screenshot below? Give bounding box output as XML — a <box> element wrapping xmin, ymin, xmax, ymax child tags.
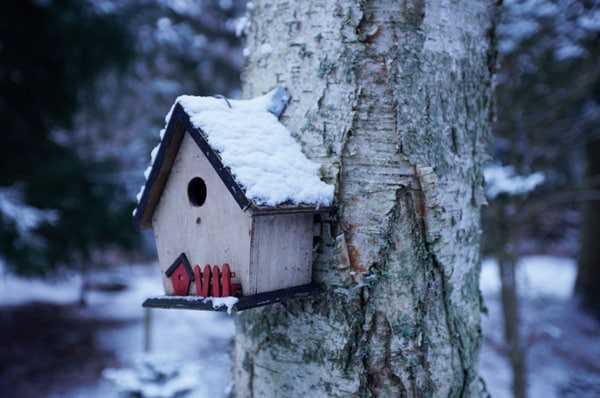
<box><xmin>187</xmin><ymin>177</ymin><xmax>207</xmax><ymax>206</ymax></box>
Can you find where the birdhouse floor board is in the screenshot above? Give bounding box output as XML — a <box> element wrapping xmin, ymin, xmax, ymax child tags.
<box><xmin>142</xmin><ymin>283</ymin><xmax>321</xmax><ymax>312</ymax></box>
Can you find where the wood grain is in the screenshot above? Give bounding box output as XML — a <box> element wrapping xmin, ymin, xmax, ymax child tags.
<box><xmin>249</xmin><ymin>213</ymin><xmax>313</xmax><ymax>294</ymax></box>
<box><xmin>152</xmin><ymin>133</ymin><xmax>253</xmax><ymax>295</ymax></box>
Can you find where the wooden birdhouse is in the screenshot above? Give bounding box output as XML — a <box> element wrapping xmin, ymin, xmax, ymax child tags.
<box><xmin>134</xmin><ymin>87</ymin><xmax>334</xmax><ymax>312</ymax></box>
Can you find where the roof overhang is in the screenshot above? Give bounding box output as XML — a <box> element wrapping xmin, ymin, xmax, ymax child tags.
<box><xmin>134</xmin><ymin>103</ymin><xmax>335</xmax><ymax>228</ymax></box>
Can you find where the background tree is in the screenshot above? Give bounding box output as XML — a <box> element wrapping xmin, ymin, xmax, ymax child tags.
<box><xmin>484</xmin><ymin>0</ymin><xmax>600</xmax><ymax>396</ymax></box>
<box><xmin>0</xmin><ymin>0</ymin><xmax>246</xmax><ymax>275</ymax></box>
<box><xmin>233</xmin><ymin>1</ymin><xmax>495</xmax><ymax>396</ymax></box>
<box><xmin>0</xmin><ymin>0</ymin><xmax>135</xmax><ymax>275</ymax></box>
<box><xmin>72</xmin><ymin>0</ymin><xmax>245</xmax><ymax>200</ymax></box>
<box><xmin>578</xmin><ymin>134</ymin><xmax>600</xmax><ymax>318</ymax></box>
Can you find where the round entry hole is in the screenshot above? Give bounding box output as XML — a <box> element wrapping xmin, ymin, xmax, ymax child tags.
<box><xmin>187</xmin><ymin>177</ymin><xmax>207</xmax><ymax>207</ymax></box>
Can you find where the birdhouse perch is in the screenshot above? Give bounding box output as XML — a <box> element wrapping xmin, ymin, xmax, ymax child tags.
<box><xmin>135</xmin><ymin>87</ymin><xmax>334</xmax><ymax>312</ymax></box>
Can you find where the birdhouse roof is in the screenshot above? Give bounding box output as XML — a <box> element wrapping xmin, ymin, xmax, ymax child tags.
<box><xmin>133</xmin><ymin>87</ymin><xmax>334</xmax><ymax>228</ymax></box>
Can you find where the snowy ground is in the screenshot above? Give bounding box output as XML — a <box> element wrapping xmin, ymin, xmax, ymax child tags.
<box><xmin>480</xmin><ymin>256</ymin><xmax>600</xmax><ymax>397</ymax></box>
<box><xmin>0</xmin><ymin>263</ymin><xmax>235</xmax><ymax>398</ymax></box>
<box><xmin>1</xmin><ymin>257</ymin><xmax>599</xmax><ymax>397</ymax></box>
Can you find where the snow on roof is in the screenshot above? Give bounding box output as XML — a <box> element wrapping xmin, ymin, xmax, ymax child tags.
<box><xmin>140</xmin><ymin>87</ymin><xmax>334</xmax><ymax>208</ymax></box>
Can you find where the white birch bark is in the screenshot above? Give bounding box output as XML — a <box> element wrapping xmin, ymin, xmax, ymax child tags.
<box><xmin>234</xmin><ymin>1</ymin><xmax>495</xmax><ymax>396</ymax></box>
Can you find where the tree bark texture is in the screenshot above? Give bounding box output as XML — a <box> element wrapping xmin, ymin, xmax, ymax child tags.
<box><xmin>234</xmin><ymin>1</ymin><xmax>495</xmax><ymax>397</ymax></box>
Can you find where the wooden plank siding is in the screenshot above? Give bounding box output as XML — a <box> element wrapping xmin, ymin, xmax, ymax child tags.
<box><xmin>152</xmin><ymin>133</ymin><xmax>253</xmax><ymax>295</ymax></box>
<box><xmin>249</xmin><ymin>213</ymin><xmax>313</xmax><ymax>294</ymax></box>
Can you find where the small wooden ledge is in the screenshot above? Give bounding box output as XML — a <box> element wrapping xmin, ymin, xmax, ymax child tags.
<box><xmin>142</xmin><ymin>283</ymin><xmax>322</xmax><ymax>312</ymax></box>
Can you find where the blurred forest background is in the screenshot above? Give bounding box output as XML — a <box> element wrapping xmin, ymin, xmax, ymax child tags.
<box><xmin>0</xmin><ymin>0</ymin><xmax>244</xmax><ymax>276</ymax></box>
<box><xmin>0</xmin><ymin>0</ymin><xmax>599</xmax><ymax>397</ymax></box>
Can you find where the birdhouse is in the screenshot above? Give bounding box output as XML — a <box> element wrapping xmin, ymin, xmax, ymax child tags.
<box><xmin>134</xmin><ymin>87</ymin><xmax>334</xmax><ymax>312</ymax></box>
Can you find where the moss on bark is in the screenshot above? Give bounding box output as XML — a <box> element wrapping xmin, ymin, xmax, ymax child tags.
<box><xmin>234</xmin><ymin>1</ymin><xmax>495</xmax><ymax>397</ymax></box>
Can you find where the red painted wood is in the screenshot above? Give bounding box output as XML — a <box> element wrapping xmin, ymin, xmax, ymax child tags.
<box><xmin>170</xmin><ymin>263</ymin><xmax>191</xmax><ymax>296</ymax></box>
<box><xmin>221</xmin><ymin>264</ymin><xmax>231</xmax><ymax>297</ymax></box>
<box><xmin>202</xmin><ymin>265</ymin><xmax>211</xmax><ymax>297</ymax></box>
<box><xmin>211</xmin><ymin>265</ymin><xmax>221</xmax><ymax>297</ymax></box>
<box><xmin>193</xmin><ymin>265</ymin><xmax>202</xmax><ymax>296</ymax></box>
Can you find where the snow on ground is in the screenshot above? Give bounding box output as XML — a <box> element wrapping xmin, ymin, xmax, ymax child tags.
<box><xmin>103</xmin><ymin>354</ymin><xmax>226</xmax><ymax>398</ymax></box>
<box><xmin>480</xmin><ymin>256</ymin><xmax>600</xmax><ymax>398</ymax></box>
<box><xmin>480</xmin><ymin>255</ymin><xmax>577</xmax><ymax>300</ymax></box>
<box><xmin>0</xmin><ymin>261</ymin><xmax>82</xmax><ymax>305</ymax></box>
<box><xmin>0</xmin><ymin>262</ymin><xmax>235</xmax><ymax>398</ymax></box>
<box><xmin>3</xmin><ymin>256</ymin><xmax>599</xmax><ymax>397</ymax></box>
<box><xmin>84</xmin><ymin>265</ymin><xmax>234</xmax><ymax>398</ymax></box>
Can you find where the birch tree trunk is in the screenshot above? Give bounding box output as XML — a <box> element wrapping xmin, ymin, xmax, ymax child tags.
<box><xmin>234</xmin><ymin>1</ymin><xmax>495</xmax><ymax>396</ymax></box>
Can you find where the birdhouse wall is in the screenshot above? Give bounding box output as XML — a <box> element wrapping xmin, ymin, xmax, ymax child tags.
<box><xmin>248</xmin><ymin>213</ymin><xmax>313</xmax><ymax>294</ymax></box>
<box><xmin>152</xmin><ymin>133</ymin><xmax>252</xmax><ymax>295</ymax></box>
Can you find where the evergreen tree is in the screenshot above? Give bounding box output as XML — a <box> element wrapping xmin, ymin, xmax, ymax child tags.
<box><xmin>0</xmin><ymin>0</ymin><xmax>136</xmax><ymax>274</ymax></box>
<box><xmin>489</xmin><ymin>0</ymin><xmax>600</xmax><ymax>319</ymax></box>
<box><xmin>485</xmin><ymin>1</ymin><xmax>600</xmax><ymax>395</ymax></box>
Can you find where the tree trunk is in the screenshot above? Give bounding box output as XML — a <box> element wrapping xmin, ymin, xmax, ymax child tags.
<box><xmin>577</xmin><ymin>136</ymin><xmax>600</xmax><ymax>319</ymax></box>
<box><xmin>498</xmin><ymin>256</ymin><xmax>527</xmax><ymax>398</ymax></box>
<box><xmin>234</xmin><ymin>1</ymin><xmax>495</xmax><ymax>396</ymax></box>
<box><xmin>491</xmin><ymin>202</ymin><xmax>528</xmax><ymax>398</ymax></box>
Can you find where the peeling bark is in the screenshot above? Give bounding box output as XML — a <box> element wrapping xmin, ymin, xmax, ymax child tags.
<box><xmin>234</xmin><ymin>1</ymin><xmax>495</xmax><ymax>396</ymax></box>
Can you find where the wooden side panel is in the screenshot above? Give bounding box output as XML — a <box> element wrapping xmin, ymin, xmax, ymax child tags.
<box><xmin>249</xmin><ymin>214</ymin><xmax>313</xmax><ymax>294</ymax></box>
<box><xmin>152</xmin><ymin>133</ymin><xmax>252</xmax><ymax>295</ymax></box>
